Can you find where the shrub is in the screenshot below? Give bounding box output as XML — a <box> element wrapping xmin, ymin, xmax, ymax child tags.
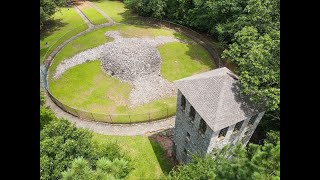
<box><xmin>40</xmin><ymin>106</ymin><xmax>56</xmax><ymax>130</ymax></box>
<box><xmin>40</xmin><ymin>119</ymin><xmax>93</xmax><ymax>179</ymax></box>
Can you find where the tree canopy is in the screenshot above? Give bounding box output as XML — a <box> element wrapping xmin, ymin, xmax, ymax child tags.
<box><xmin>168</xmin><ymin>134</ymin><xmax>280</xmax><ymax>180</ymax></box>
<box><xmin>40</xmin><ymin>0</ymin><xmax>68</xmax><ymax>30</ymax></box>
<box><xmin>40</xmin><ymin>119</ymin><xmax>93</xmax><ymax>179</ymax></box>
<box><xmin>62</xmin><ymin>157</ymin><xmax>131</xmax><ymax>180</ymax></box>
<box><xmin>222</xmin><ymin>26</ymin><xmax>280</xmax><ymax>111</ymax></box>
<box><xmin>40</xmin><ymin>118</ymin><xmax>129</xmax><ymax>179</ymax></box>
<box><xmin>124</xmin><ymin>0</ymin><xmax>280</xmax><ymax>112</ymax></box>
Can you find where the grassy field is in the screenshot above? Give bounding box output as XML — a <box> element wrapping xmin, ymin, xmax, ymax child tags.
<box><xmin>159</xmin><ymin>42</ymin><xmax>215</xmax><ymax>81</ymax></box>
<box><xmin>78</xmin><ymin>3</ymin><xmax>108</xmax><ymax>25</ymax></box>
<box><xmin>49</xmin><ymin>60</ymin><xmax>176</xmax><ymax>123</ymax></box>
<box><xmin>48</xmin><ymin>26</ymin><xmax>114</xmax><ymax>77</ymax></box>
<box><xmin>92</xmin><ymin>0</ymin><xmax>138</xmax><ymax>23</ymax></box>
<box><xmin>40</xmin><ymin>7</ymin><xmax>87</xmax><ymax>64</ymax></box>
<box><xmin>48</xmin><ymin>24</ymin><xmax>214</xmax><ymax>122</ymax></box>
<box><xmin>92</xmin><ymin>133</ymin><xmax>173</xmax><ymax>180</ymax></box>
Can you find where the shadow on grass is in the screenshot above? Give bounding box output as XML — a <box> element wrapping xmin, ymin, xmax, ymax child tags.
<box><xmin>40</xmin><ymin>19</ymin><xmax>68</xmax><ymax>41</ymax></box>
<box><xmin>147</xmin><ymin>135</ymin><xmax>174</xmax><ymax>176</ymax></box>
<box><xmin>171</xmin><ymin>32</ymin><xmax>216</xmax><ymax>69</ymax></box>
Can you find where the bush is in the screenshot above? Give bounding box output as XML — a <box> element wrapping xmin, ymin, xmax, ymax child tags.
<box><xmin>40</xmin><ymin>119</ymin><xmax>93</xmax><ymax>179</ymax></box>
<box><xmin>62</xmin><ymin>157</ymin><xmax>131</xmax><ymax>180</ymax></box>
<box><xmin>40</xmin><ymin>90</ymin><xmax>45</xmax><ymax>106</ymax></box>
<box><xmin>168</xmin><ymin>141</ymin><xmax>280</xmax><ymax>180</ymax></box>
<box><xmin>40</xmin><ymin>106</ymin><xmax>56</xmax><ymax>130</ymax></box>
<box><xmin>90</xmin><ymin>140</ymin><xmax>124</xmax><ymax>167</ymax></box>
<box><xmin>40</xmin><ymin>118</ymin><xmax>131</xmax><ymax>179</ymax></box>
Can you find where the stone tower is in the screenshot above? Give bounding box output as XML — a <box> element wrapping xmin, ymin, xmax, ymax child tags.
<box><xmin>173</xmin><ymin>67</ymin><xmax>265</xmax><ymax>163</ymax></box>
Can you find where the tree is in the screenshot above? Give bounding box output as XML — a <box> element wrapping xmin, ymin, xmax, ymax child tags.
<box><xmin>62</xmin><ymin>157</ymin><xmax>93</xmax><ymax>180</ymax></box>
<box><xmin>40</xmin><ymin>0</ymin><xmax>68</xmax><ymax>30</ymax></box>
<box><xmin>62</xmin><ymin>157</ymin><xmax>130</xmax><ymax>180</ymax></box>
<box><xmin>40</xmin><ymin>0</ymin><xmax>57</xmax><ymax>30</ymax></box>
<box><xmin>89</xmin><ymin>137</ymin><xmax>124</xmax><ymax>168</ymax></box>
<box><xmin>147</xmin><ymin>0</ymin><xmax>167</xmax><ymax>18</ymax></box>
<box><xmin>40</xmin><ymin>117</ymin><xmax>129</xmax><ymax>179</ymax></box>
<box><xmin>124</xmin><ymin>0</ymin><xmax>148</xmax><ymax>16</ymax></box>
<box><xmin>40</xmin><ymin>90</ymin><xmax>46</xmax><ymax>106</ymax></box>
<box><xmin>168</xmin><ymin>155</ymin><xmax>216</xmax><ymax>179</ymax></box>
<box><xmin>53</xmin><ymin>0</ymin><xmax>67</xmax><ymax>7</ymax></box>
<box><xmin>222</xmin><ymin>26</ymin><xmax>280</xmax><ymax>111</ymax></box>
<box><xmin>40</xmin><ymin>119</ymin><xmax>93</xmax><ymax>179</ymax></box>
<box><xmin>168</xmin><ymin>139</ymin><xmax>280</xmax><ymax>180</ymax></box>
<box><xmin>40</xmin><ymin>106</ymin><xmax>56</xmax><ymax>130</ymax></box>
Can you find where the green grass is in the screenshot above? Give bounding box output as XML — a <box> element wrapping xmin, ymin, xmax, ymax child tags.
<box><xmin>48</xmin><ymin>24</ymin><xmax>214</xmax><ymax>123</ymax></box>
<box><xmin>50</xmin><ymin>60</ymin><xmax>132</xmax><ymax>113</ymax></box>
<box><xmin>92</xmin><ymin>133</ymin><xmax>173</xmax><ymax>180</ymax></box>
<box><xmin>48</xmin><ymin>24</ymin><xmax>197</xmax><ymax>79</ymax></box>
<box><xmin>48</xmin><ymin>26</ymin><xmax>115</xmax><ymax>78</ymax></box>
<box><xmin>80</xmin><ymin>6</ymin><xmax>108</xmax><ymax>25</ymax></box>
<box><xmin>49</xmin><ymin>60</ymin><xmax>176</xmax><ymax>123</ymax></box>
<box><xmin>40</xmin><ymin>7</ymin><xmax>87</xmax><ymax>64</ymax></box>
<box><xmin>159</xmin><ymin>42</ymin><xmax>215</xmax><ymax>81</ymax></box>
<box><xmin>92</xmin><ymin>0</ymin><xmax>139</xmax><ymax>23</ymax></box>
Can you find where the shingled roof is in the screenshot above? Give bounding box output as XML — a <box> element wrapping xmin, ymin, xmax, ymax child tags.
<box><xmin>175</xmin><ymin>67</ymin><xmax>262</xmax><ymax>132</ymax></box>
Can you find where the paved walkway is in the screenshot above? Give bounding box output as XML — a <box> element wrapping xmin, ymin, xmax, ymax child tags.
<box><xmin>42</xmin><ymin>3</ymin><xmax>176</xmax><ymax>136</ymax></box>
<box><xmin>74</xmin><ymin>6</ymin><xmax>94</xmax><ymax>29</ymax></box>
<box><xmin>45</xmin><ymin>91</ymin><xmax>175</xmax><ymax>136</ymax></box>
<box><xmin>87</xmin><ymin>1</ymin><xmax>115</xmax><ymax>24</ymax></box>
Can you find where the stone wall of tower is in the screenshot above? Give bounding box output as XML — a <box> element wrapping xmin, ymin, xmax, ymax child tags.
<box><xmin>173</xmin><ymin>90</ymin><xmax>214</xmax><ymax>163</ymax></box>
<box><xmin>206</xmin><ymin>112</ymin><xmax>265</xmax><ymax>153</ymax></box>
<box><xmin>173</xmin><ymin>90</ymin><xmax>265</xmax><ymax>163</ymax></box>
<box><xmin>240</xmin><ymin>112</ymin><xmax>265</xmax><ymax>146</ymax></box>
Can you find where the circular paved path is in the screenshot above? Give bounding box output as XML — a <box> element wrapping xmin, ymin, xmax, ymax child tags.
<box><xmin>45</xmin><ymin>91</ymin><xmax>175</xmax><ymax>136</ymax></box>
<box><xmin>43</xmin><ymin>2</ymin><xmax>175</xmax><ymax>136</ymax></box>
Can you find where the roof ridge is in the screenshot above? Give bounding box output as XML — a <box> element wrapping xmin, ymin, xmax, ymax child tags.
<box><xmin>211</xmin><ymin>75</ymin><xmax>229</xmax><ymax>129</ymax></box>
<box><xmin>175</xmin><ymin>73</ymin><xmax>225</xmax><ymax>83</ymax></box>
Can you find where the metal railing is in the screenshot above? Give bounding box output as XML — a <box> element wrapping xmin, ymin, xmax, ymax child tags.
<box><xmin>41</xmin><ymin>67</ymin><xmax>175</xmax><ymax>124</ymax></box>
<box><xmin>41</xmin><ymin>16</ymin><xmax>225</xmax><ymax>124</ymax></box>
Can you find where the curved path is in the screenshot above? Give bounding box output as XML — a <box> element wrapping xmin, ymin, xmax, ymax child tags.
<box><xmin>42</xmin><ymin>2</ymin><xmax>223</xmax><ymax>136</ymax></box>
<box><xmin>45</xmin><ymin>91</ymin><xmax>175</xmax><ymax>136</ymax></box>
<box><xmin>87</xmin><ymin>1</ymin><xmax>115</xmax><ymax>24</ymax></box>
<box><xmin>42</xmin><ymin>2</ymin><xmax>175</xmax><ymax>136</ymax></box>
<box><xmin>74</xmin><ymin>5</ymin><xmax>94</xmax><ymax>29</ymax></box>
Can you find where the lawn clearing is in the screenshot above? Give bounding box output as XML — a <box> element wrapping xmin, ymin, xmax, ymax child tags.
<box><xmin>92</xmin><ymin>0</ymin><xmax>139</xmax><ymax>23</ymax></box>
<box><xmin>78</xmin><ymin>1</ymin><xmax>108</xmax><ymax>25</ymax></box>
<box><xmin>49</xmin><ymin>60</ymin><xmax>132</xmax><ymax>114</ymax></box>
<box><xmin>48</xmin><ymin>26</ymin><xmax>115</xmax><ymax>79</ymax></box>
<box><xmin>49</xmin><ymin>60</ymin><xmax>176</xmax><ymax>123</ymax></box>
<box><xmin>92</xmin><ymin>133</ymin><xmax>173</xmax><ymax>180</ymax></box>
<box><xmin>159</xmin><ymin>42</ymin><xmax>215</xmax><ymax>81</ymax></box>
<box><xmin>48</xmin><ymin>23</ymin><xmax>214</xmax><ymax>123</ymax></box>
<box><xmin>40</xmin><ymin>7</ymin><xmax>87</xmax><ymax>64</ymax></box>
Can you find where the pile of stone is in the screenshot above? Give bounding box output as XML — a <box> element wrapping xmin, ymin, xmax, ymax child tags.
<box><xmin>53</xmin><ymin>31</ymin><xmax>179</xmax><ymax>106</ymax></box>
<box><xmin>129</xmin><ymin>74</ymin><xmax>176</xmax><ymax>107</ymax></box>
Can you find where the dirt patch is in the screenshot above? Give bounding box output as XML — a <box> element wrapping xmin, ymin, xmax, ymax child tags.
<box><xmin>106</xmin><ymin>87</ymin><xmax>129</xmax><ymax>106</ymax></box>
<box><xmin>149</xmin><ymin>129</ymin><xmax>179</xmax><ymax>167</ymax></box>
<box><xmin>74</xmin><ymin>0</ymin><xmax>92</xmax><ymax>9</ymax></box>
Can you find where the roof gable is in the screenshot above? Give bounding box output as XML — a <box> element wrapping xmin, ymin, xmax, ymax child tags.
<box><xmin>175</xmin><ymin>67</ymin><xmax>261</xmax><ymax>131</ymax></box>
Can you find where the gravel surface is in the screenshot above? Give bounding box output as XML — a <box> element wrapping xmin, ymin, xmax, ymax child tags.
<box><xmin>53</xmin><ymin>30</ymin><xmax>179</xmax><ymax>106</ymax></box>
<box><xmin>130</xmin><ymin>74</ymin><xmax>176</xmax><ymax>107</ymax></box>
